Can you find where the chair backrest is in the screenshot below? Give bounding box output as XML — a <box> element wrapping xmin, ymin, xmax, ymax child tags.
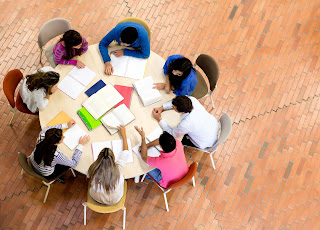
<box><xmin>196</xmin><ymin>54</ymin><xmax>219</xmax><ymax>91</ymax></box>
<box><xmin>166</xmin><ymin>162</ymin><xmax>198</xmax><ymax>190</ymax></box>
<box><xmin>191</xmin><ymin>69</ymin><xmax>209</xmax><ymax>99</ymax></box>
<box><xmin>3</xmin><ymin>69</ymin><xmax>24</xmax><ymax>108</ymax></box>
<box><xmin>38</xmin><ymin>18</ymin><xmax>72</xmax><ymax>49</ymax></box>
<box><xmin>117</xmin><ymin>17</ymin><xmax>151</xmax><ymax>41</ymax></box>
<box><xmin>210</xmin><ymin>113</ymin><xmax>232</xmax><ymax>152</ymax></box>
<box><xmin>18</xmin><ymin>152</ymin><xmax>49</xmax><ymax>182</ymax></box>
<box><xmin>85</xmin><ymin>180</ymin><xmax>127</xmax><ymax>213</ymax></box>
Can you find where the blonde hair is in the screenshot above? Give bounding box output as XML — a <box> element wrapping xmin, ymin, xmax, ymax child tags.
<box><xmin>88</xmin><ymin>148</ymin><xmax>120</xmax><ymax>191</ymax></box>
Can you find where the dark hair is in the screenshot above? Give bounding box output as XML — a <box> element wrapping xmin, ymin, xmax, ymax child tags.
<box><xmin>59</xmin><ymin>30</ymin><xmax>83</xmax><ymax>60</ymax></box>
<box><xmin>34</xmin><ymin>128</ymin><xmax>63</xmax><ymax>166</ymax></box>
<box><xmin>26</xmin><ymin>71</ymin><xmax>60</xmax><ymax>94</ymax></box>
<box><xmin>120</xmin><ymin>27</ymin><xmax>138</xmax><ymax>44</ymax></box>
<box><xmin>168</xmin><ymin>57</ymin><xmax>193</xmax><ymax>90</ymax></box>
<box><xmin>172</xmin><ymin>95</ymin><xmax>193</xmax><ymax>113</ymax></box>
<box><xmin>159</xmin><ymin>131</ymin><xmax>176</xmax><ymax>153</ymax></box>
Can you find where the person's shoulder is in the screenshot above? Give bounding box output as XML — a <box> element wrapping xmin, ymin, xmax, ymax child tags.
<box><xmin>169</xmin><ymin>54</ymin><xmax>184</xmax><ymax>60</ymax></box>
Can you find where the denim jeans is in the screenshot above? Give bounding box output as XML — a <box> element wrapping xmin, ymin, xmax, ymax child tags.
<box><xmin>146</xmin><ymin>168</ymin><xmax>162</xmax><ymax>183</ymax></box>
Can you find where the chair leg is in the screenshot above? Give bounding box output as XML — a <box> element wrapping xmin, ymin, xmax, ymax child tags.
<box><xmin>163</xmin><ymin>191</ymin><xmax>170</xmax><ymax>212</ymax></box>
<box><xmin>209</xmin><ymin>92</ymin><xmax>215</xmax><ymax>109</ymax></box>
<box><xmin>40</xmin><ymin>48</ymin><xmax>44</xmax><ymax>67</ymax></box>
<box><xmin>42</xmin><ymin>181</ymin><xmax>51</xmax><ymax>203</ymax></box>
<box><xmin>9</xmin><ymin>107</ymin><xmax>16</xmax><ymax>125</ymax></box>
<box><xmin>82</xmin><ymin>204</ymin><xmax>87</xmax><ymax>225</ymax></box>
<box><xmin>192</xmin><ymin>176</ymin><xmax>196</xmax><ymax>187</ymax></box>
<box><xmin>70</xmin><ymin>168</ymin><xmax>76</xmax><ymax>177</ymax></box>
<box><xmin>21</xmin><ymin>169</ymin><xmax>24</xmax><ymax>175</ymax></box>
<box><xmin>122</xmin><ymin>207</ymin><xmax>126</xmax><ymax>229</ymax></box>
<box><xmin>141</xmin><ymin>173</ymin><xmax>146</xmax><ymax>182</ymax></box>
<box><xmin>210</xmin><ymin>153</ymin><xmax>216</xmax><ymax>169</ymax></box>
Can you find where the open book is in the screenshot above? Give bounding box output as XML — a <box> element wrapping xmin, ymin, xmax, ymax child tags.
<box><xmin>82</xmin><ymin>84</ymin><xmax>124</xmax><ymax>120</ymax></box>
<box><xmin>63</xmin><ymin>124</ymin><xmax>87</xmax><ymax>150</ymax></box>
<box><xmin>58</xmin><ymin>66</ymin><xmax>96</xmax><ymax>99</ymax></box>
<box><xmin>110</xmin><ymin>54</ymin><xmax>147</xmax><ymax>80</ymax></box>
<box><xmin>100</xmin><ymin>104</ymin><xmax>135</xmax><ymax>135</ymax></box>
<box><xmin>91</xmin><ymin>139</ymin><xmax>134</xmax><ymax>163</ymax></box>
<box><xmin>133</xmin><ymin>76</ymin><xmax>162</xmax><ymax>106</ymax></box>
<box><xmin>133</xmin><ymin>127</ymin><xmax>163</xmax><ymax>158</ymax></box>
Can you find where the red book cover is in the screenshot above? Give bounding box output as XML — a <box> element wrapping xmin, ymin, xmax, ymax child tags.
<box><xmin>114</xmin><ymin>85</ymin><xmax>133</xmax><ymax>108</ymax></box>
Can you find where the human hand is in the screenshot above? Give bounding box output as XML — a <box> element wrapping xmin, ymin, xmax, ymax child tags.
<box><xmin>45</xmin><ymin>94</ymin><xmax>50</xmax><ymax>99</ymax></box>
<box><xmin>134</xmin><ymin>126</ymin><xmax>145</xmax><ymax>138</ymax></box>
<box><xmin>76</xmin><ymin>60</ymin><xmax>85</xmax><ymax>68</ymax></box>
<box><xmin>104</xmin><ymin>62</ymin><xmax>114</xmax><ymax>75</ymax></box>
<box><xmin>111</xmin><ymin>49</ymin><xmax>124</xmax><ymax>57</ymax></box>
<box><xmin>79</xmin><ymin>135</ymin><xmax>90</xmax><ymax>145</ymax></box>
<box><xmin>118</xmin><ymin>125</ymin><xmax>126</xmax><ymax>137</ymax></box>
<box><xmin>153</xmin><ymin>106</ymin><xmax>164</xmax><ymax>114</ymax></box>
<box><xmin>165</xmin><ymin>84</ymin><xmax>170</xmax><ymax>94</ymax></box>
<box><xmin>67</xmin><ymin>119</ymin><xmax>76</xmax><ymax>128</ymax></box>
<box><xmin>152</xmin><ymin>109</ymin><xmax>162</xmax><ymax>122</ymax></box>
<box><xmin>51</xmin><ymin>85</ymin><xmax>58</xmax><ymax>94</ymax></box>
<box><xmin>153</xmin><ymin>83</ymin><xmax>165</xmax><ymax>90</ymax></box>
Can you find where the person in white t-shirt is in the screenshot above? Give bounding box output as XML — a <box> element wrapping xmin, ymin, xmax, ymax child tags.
<box><xmin>20</xmin><ymin>66</ymin><xmax>60</xmax><ymax>113</ymax></box>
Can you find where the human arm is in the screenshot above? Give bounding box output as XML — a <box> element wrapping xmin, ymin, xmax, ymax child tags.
<box><xmin>53</xmin><ymin>42</ymin><xmax>78</xmax><ymax>66</ymax></box>
<box><xmin>80</xmin><ymin>37</ymin><xmax>88</xmax><ymax>54</ymax></box>
<box><xmin>118</xmin><ymin>125</ymin><xmax>128</xmax><ymax>151</ymax></box>
<box><xmin>134</xmin><ymin>126</ymin><xmax>148</xmax><ymax>162</ymax></box>
<box><xmin>159</xmin><ymin>119</ymin><xmax>188</xmax><ymax>139</ymax></box>
<box><xmin>99</xmin><ymin>28</ymin><xmax>118</xmax><ymax>63</ymax></box>
<box><xmin>123</xmin><ymin>31</ymin><xmax>150</xmax><ymax>59</ymax></box>
<box><xmin>173</xmin><ymin>70</ymin><xmax>197</xmax><ymax>96</ymax></box>
<box><xmin>146</xmin><ymin>138</ymin><xmax>160</xmax><ymax>148</ymax></box>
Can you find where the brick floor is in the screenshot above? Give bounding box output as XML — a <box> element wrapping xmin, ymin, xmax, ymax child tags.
<box><xmin>0</xmin><ymin>0</ymin><xmax>320</xmax><ymax>229</ymax></box>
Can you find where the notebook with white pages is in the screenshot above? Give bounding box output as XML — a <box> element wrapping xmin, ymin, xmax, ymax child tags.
<box><xmin>58</xmin><ymin>66</ymin><xmax>96</xmax><ymax>99</ymax></box>
<box><xmin>133</xmin><ymin>76</ymin><xmax>162</xmax><ymax>106</ymax></box>
<box><xmin>91</xmin><ymin>139</ymin><xmax>134</xmax><ymax>163</ymax></box>
<box><xmin>100</xmin><ymin>104</ymin><xmax>135</xmax><ymax>135</ymax></box>
<box><xmin>110</xmin><ymin>54</ymin><xmax>147</xmax><ymax>80</ymax></box>
<box><xmin>63</xmin><ymin>124</ymin><xmax>87</xmax><ymax>150</ymax></box>
<box><xmin>82</xmin><ymin>84</ymin><xmax>124</xmax><ymax>120</ymax></box>
<box><xmin>132</xmin><ymin>127</ymin><xmax>163</xmax><ymax>158</ymax></box>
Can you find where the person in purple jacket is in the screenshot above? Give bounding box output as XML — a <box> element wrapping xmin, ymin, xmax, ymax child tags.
<box><xmin>99</xmin><ymin>22</ymin><xmax>150</xmax><ymax>75</ymax></box>
<box><xmin>153</xmin><ymin>55</ymin><xmax>197</xmax><ymax>96</ymax></box>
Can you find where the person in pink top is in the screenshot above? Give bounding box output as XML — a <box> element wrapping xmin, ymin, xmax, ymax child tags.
<box><xmin>135</xmin><ymin>126</ymin><xmax>189</xmax><ymax>188</ymax></box>
<box><xmin>53</xmin><ymin>30</ymin><xmax>88</xmax><ymax>68</ymax></box>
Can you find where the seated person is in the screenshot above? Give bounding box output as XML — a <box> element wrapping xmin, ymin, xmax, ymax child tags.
<box><xmin>30</xmin><ymin>120</ymin><xmax>90</xmax><ymax>182</ymax></box>
<box><xmin>99</xmin><ymin>22</ymin><xmax>150</xmax><ymax>75</ymax></box>
<box><xmin>135</xmin><ymin>126</ymin><xmax>188</xmax><ymax>188</ymax></box>
<box><xmin>154</xmin><ymin>55</ymin><xmax>197</xmax><ymax>96</ymax></box>
<box><xmin>53</xmin><ymin>29</ymin><xmax>88</xmax><ymax>68</ymax></box>
<box><xmin>20</xmin><ymin>66</ymin><xmax>60</xmax><ymax>113</ymax></box>
<box><xmin>88</xmin><ymin>125</ymin><xmax>129</xmax><ymax>205</ymax></box>
<box><xmin>152</xmin><ymin>95</ymin><xmax>219</xmax><ymax>149</ymax></box>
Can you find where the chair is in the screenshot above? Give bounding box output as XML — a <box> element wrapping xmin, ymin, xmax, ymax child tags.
<box><xmin>38</xmin><ymin>18</ymin><xmax>72</xmax><ymax>67</ymax></box>
<box><xmin>191</xmin><ymin>54</ymin><xmax>219</xmax><ymax>108</ymax></box>
<box><xmin>186</xmin><ymin>113</ymin><xmax>232</xmax><ymax>169</ymax></box>
<box><xmin>18</xmin><ymin>152</ymin><xmax>76</xmax><ymax>203</ymax></box>
<box><xmin>117</xmin><ymin>17</ymin><xmax>151</xmax><ymax>41</ymax></box>
<box><xmin>83</xmin><ymin>181</ymin><xmax>127</xmax><ymax>229</ymax></box>
<box><xmin>3</xmin><ymin>69</ymin><xmax>38</xmax><ymax>125</ymax></box>
<box><xmin>142</xmin><ymin>162</ymin><xmax>197</xmax><ymax>212</ymax></box>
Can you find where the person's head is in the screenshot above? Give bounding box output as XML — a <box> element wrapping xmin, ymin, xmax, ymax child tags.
<box><xmin>60</xmin><ymin>30</ymin><xmax>83</xmax><ymax>59</ymax></box>
<box><xmin>34</xmin><ymin>128</ymin><xmax>63</xmax><ymax>166</ymax></box>
<box><xmin>26</xmin><ymin>70</ymin><xmax>60</xmax><ymax>94</ymax></box>
<box><xmin>120</xmin><ymin>27</ymin><xmax>138</xmax><ymax>46</ymax></box>
<box><xmin>172</xmin><ymin>95</ymin><xmax>193</xmax><ymax>113</ymax></box>
<box><xmin>159</xmin><ymin>131</ymin><xmax>176</xmax><ymax>153</ymax></box>
<box><xmin>168</xmin><ymin>57</ymin><xmax>193</xmax><ymax>89</ymax></box>
<box><xmin>88</xmin><ymin>148</ymin><xmax>120</xmax><ymax>191</ymax></box>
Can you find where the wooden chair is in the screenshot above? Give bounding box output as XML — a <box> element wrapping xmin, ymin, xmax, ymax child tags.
<box><xmin>117</xmin><ymin>17</ymin><xmax>151</xmax><ymax>41</ymax></box>
<box><xmin>83</xmin><ymin>181</ymin><xmax>127</xmax><ymax>229</ymax></box>
<box><xmin>143</xmin><ymin>162</ymin><xmax>197</xmax><ymax>212</ymax></box>
<box><xmin>192</xmin><ymin>54</ymin><xmax>219</xmax><ymax>108</ymax></box>
<box><xmin>185</xmin><ymin>113</ymin><xmax>232</xmax><ymax>169</ymax></box>
<box><xmin>18</xmin><ymin>152</ymin><xmax>76</xmax><ymax>203</ymax></box>
<box><xmin>3</xmin><ymin>69</ymin><xmax>38</xmax><ymax>125</ymax></box>
<box><xmin>38</xmin><ymin>18</ymin><xmax>72</xmax><ymax>67</ymax></box>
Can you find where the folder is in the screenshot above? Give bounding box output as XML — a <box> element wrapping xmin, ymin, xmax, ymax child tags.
<box><xmin>114</xmin><ymin>85</ymin><xmax>133</xmax><ymax>108</ymax></box>
<box><xmin>46</xmin><ymin>111</ymin><xmax>71</xmax><ymax>132</ymax></box>
<box><xmin>77</xmin><ymin>107</ymin><xmax>102</xmax><ymax>131</ymax></box>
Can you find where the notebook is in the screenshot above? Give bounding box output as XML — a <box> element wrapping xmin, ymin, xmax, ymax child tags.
<box><xmin>100</xmin><ymin>104</ymin><xmax>135</xmax><ymax>135</ymax></box>
<box><xmin>46</xmin><ymin>111</ymin><xmax>71</xmax><ymax>132</ymax></box>
<box><xmin>133</xmin><ymin>76</ymin><xmax>162</xmax><ymax>106</ymax></box>
<box><xmin>58</xmin><ymin>66</ymin><xmax>96</xmax><ymax>99</ymax></box>
<box><xmin>77</xmin><ymin>107</ymin><xmax>102</xmax><ymax>131</ymax></box>
<box><xmin>63</xmin><ymin>124</ymin><xmax>88</xmax><ymax>150</ymax></box>
<box><xmin>91</xmin><ymin>139</ymin><xmax>134</xmax><ymax>163</ymax></box>
<box><xmin>133</xmin><ymin>127</ymin><xmax>163</xmax><ymax>158</ymax></box>
<box><xmin>82</xmin><ymin>84</ymin><xmax>124</xmax><ymax>120</ymax></box>
<box><xmin>85</xmin><ymin>79</ymin><xmax>106</xmax><ymax>97</ymax></box>
<box><xmin>114</xmin><ymin>85</ymin><xmax>133</xmax><ymax>108</ymax></box>
<box><xmin>110</xmin><ymin>54</ymin><xmax>147</xmax><ymax>79</ymax></box>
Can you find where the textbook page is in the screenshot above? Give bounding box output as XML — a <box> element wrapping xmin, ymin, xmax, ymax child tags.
<box><xmin>110</xmin><ymin>54</ymin><xmax>128</xmax><ymax>77</ymax></box>
<box><xmin>91</xmin><ymin>141</ymin><xmax>112</xmax><ymax>161</ymax></box>
<box><xmin>126</xmin><ymin>57</ymin><xmax>147</xmax><ymax>79</ymax></box>
<box><xmin>68</xmin><ymin>66</ymin><xmax>96</xmax><ymax>86</ymax></box>
<box><xmin>58</xmin><ymin>75</ymin><xmax>85</xmax><ymax>99</ymax></box>
<box><xmin>133</xmin><ymin>76</ymin><xmax>162</xmax><ymax>106</ymax></box>
<box><xmin>63</xmin><ymin>124</ymin><xmax>87</xmax><ymax>150</ymax></box>
<box><xmin>112</xmin><ymin>104</ymin><xmax>135</xmax><ymax>126</ymax></box>
<box><xmin>100</xmin><ymin>112</ymin><xmax>121</xmax><ymax>135</ymax></box>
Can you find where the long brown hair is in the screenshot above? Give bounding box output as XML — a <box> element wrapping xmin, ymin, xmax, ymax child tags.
<box><xmin>26</xmin><ymin>70</ymin><xmax>59</xmax><ymax>94</ymax></box>
<box><xmin>168</xmin><ymin>57</ymin><xmax>193</xmax><ymax>90</ymax></box>
<box><xmin>88</xmin><ymin>148</ymin><xmax>120</xmax><ymax>191</ymax></box>
<box><xmin>59</xmin><ymin>30</ymin><xmax>83</xmax><ymax>60</ymax></box>
<box><xmin>34</xmin><ymin>128</ymin><xmax>62</xmax><ymax>166</ymax></box>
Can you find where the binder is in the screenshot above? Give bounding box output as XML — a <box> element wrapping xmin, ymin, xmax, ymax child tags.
<box><xmin>77</xmin><ymin>107</ymin><xmax>102</xmax><ymax>131</ymax></box>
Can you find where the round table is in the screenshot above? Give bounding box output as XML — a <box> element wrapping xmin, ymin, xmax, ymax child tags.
<box><xmin>39</xmin><ymin>44</ymin><xmax>180</xmax><ymax>179</ymax></box>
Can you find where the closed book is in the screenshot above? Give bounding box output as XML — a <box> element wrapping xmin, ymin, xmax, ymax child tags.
<box><xmin>114</xmin><ymin>85</ymin><xmax>133</xmax><ymax>108</ymax></box>
<box><xmin>85</xmin><ymin>79</ymin><xmax>106</xmax><ymax>97</ymax></box>
<box><xmin>77</xmin><ymin>107</ymin><xmax>102</xmax><ymax>131</ymax></box>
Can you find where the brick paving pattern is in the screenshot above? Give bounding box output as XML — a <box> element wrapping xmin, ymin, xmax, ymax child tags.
<box><xmin>0</xmin><ymin>0</ymin><xmax>320</xmax><ymax>229</ymax></box>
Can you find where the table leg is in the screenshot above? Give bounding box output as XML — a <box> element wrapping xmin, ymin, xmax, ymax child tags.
<box><xmin>134</xmin><ymin>176</ymin><xmax>140</xmax><ymax>183</ymax></box>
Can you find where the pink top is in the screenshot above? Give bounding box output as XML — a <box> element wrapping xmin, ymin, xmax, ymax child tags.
<box><xmin>53</xmin><ymin>37</ymin><xmax>88</xmax><ymax>65</ymax></box>
<box><xmin>147</xmin><ymin>139</ymin><xmax>189</xmax><ymax>188</ymax></box>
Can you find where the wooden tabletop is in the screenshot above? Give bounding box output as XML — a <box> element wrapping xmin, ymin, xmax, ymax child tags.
<box><xmin>39</xmin><ymin>44</ymin><xmax>180</xmax><ymax>178</ymax></box>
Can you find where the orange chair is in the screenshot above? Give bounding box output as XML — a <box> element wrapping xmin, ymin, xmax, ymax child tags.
<box><xmin>3</xmin><ymin>69</ymin><xmax>38</xmax><ymax>125</ymax></box>
<box><xmin>144</xmin><ymin>162</ymin><xmax>197</xmax><ymax>212</ymax></box>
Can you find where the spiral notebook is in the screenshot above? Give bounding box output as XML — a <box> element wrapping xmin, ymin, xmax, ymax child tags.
<box><xmin>77</xmin><ymin>107</ymin><xmax>102</xmax><ymax>131</ymax></box>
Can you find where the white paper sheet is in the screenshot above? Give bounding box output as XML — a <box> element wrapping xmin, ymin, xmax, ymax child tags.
<box><xmin>133</xmin><ymin>76</ymin><xmax>162</xmax><ymax>106</ymax></box>
<box><xmin>63</xmin><ymin>124</ymin><xmax>87</xmax><ymax>150</ymax></box>
<box><xmin>58</xmin><ymin>75</ymin><xmax>85</xmax><ymax>99</ymax></box>
<box><xmin>110</xmin><ymin>54</ymin><xmax>128</xmax><ymax>77</ymax></box>
<box><xmin>68</xmin><ymin>66</ymin><xmax>96</xmax><ymax>86</ymax></box>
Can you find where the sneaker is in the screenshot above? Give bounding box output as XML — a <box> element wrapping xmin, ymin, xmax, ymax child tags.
<box><xmin>57</xmin><ymin>176</ymin><xmax>66</xmax><ymax>183</ymax></box>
